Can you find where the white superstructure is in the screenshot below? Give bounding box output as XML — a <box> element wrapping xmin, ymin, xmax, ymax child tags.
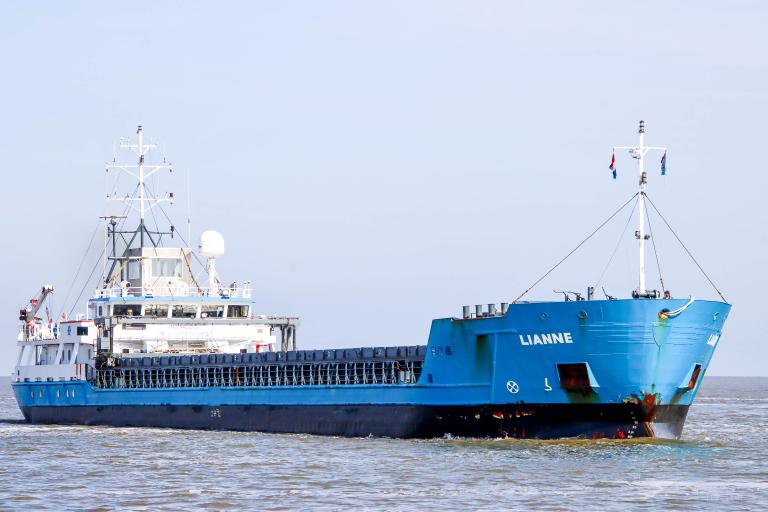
<box><xmin>14</xmin><ymin>127</ymin><xmax>298</xmax><ymax>383</ymax></box>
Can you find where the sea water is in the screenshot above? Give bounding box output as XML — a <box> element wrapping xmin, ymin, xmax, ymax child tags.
<box><xmin>1</xmin><ymin>376</ymin><xmax>766</xmax><ymax>511</ymax></box>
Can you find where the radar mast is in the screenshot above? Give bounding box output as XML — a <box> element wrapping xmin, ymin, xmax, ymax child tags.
<box><xmin>103</xmin><ymin>125</ymin><xmax>175</xmax><ymax>286</ymax></box>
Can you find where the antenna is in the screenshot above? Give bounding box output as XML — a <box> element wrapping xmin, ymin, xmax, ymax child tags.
<box><xmin>105</xmin><ymin>125</ymin><xmax>174</xmax><ymax>248</ymax></box>
<box><xmin>612</xmin><ymin>121</ymin><xmax>667</xmax><ymax>297</ymax></box>
<box><xmin>103</xmin><ymin>126</ymin><xmax>176</xmax><ymax>286</ymax></box>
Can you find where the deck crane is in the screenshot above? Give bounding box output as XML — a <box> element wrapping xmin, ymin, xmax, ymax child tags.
<box><xmin>19</xmin><ymin>285</ymin><xmax>54</xmax><ymax>322</ymax></box>
<box><xmin>18</xmin><ymin>286</ymin><xmax>54</xmax><ymax>340</ymax></box>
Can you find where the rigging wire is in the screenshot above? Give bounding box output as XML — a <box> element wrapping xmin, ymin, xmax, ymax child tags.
<box><xmin>64</xmin><ymin>192</ymin><xmax>134</xmax><ymax>317</ymax></box>
<box><xmin>595</xmin><ymin>195</ymin><xmax>638</xmax><ymax>288</ymax></box>
<box><xmin>100</xmin><ymin>194</ymin><xmax>135</xmax><ymax>286</ymax></box>
<box><xmin>63</xmin><ymin>139</ymin><xmax>182</xmax><ymax>318</ymax></box>
<box><xmin>644</xmin><ymin>193</ymin><xmax>727</xmax><ymax>302</ymax></box>
<box><xmin>644</xmin><ymin>196</ymin><xmax>666</xmax><ymax>292</ymax></box>
<box><xmin>513</xmin><ymin>193</ymin><xmax>639</xmax><ymax>303</ymax></box>
<box><xmin>145</xmin><ymin>186</ymin><xmax>179</xmax><ymax>296</ymax></box>
<box><xmin>67</xmin><ymin>246</ymin><xmax>106</xmax><ymax>318</ymax></box>
<box><xmin>155</xmin><ymin>201</ymin><xmax>209</xmax><ymax>271</ymax></box>
<box><xmin>108</xmin><ymin>165</ymin><xmax>122</xmax><ymax>198</ymax></box>
<box><xmin>114</xmin><ymin>174</ymin><xmax>210</xmax><ymax>286</ymax></box>
<box><xmin>141</xmin><ymin>184</ymin><xmax>214</xmax><ymax>284</ymax></box>
<box><xmin>58</xmin><ymin>218</ymin><xmax>103</xmax><ymax>316</ymax></box>
<box><xmin>145</xmin><ymin>184</ymin><xmax>164</xmax><ymax>245</ymax></box>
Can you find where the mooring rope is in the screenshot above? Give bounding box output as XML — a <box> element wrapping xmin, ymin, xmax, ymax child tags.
<box><xmin>659</xmin><ymin>297</ymin><xmax>695</xmax><ymax>319</ymax></box>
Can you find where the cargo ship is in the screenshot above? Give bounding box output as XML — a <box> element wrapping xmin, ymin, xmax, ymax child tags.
<box><xmin>11</xmin><ymin>122</ymin><xmax>730</xmax><ymax>439</ymax></box>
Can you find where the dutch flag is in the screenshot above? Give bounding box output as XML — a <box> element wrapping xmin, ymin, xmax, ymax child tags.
<box><xmin>609</xmin><ymin>152</ymin><xmax>617</xmax><ymax>179</ymax></box>
<box><xmin>661</xmin><ymin>151</ymin><xmax>667</xmax><ymax>176</ymax></box>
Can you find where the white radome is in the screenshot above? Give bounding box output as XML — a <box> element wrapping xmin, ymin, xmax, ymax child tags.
<box><xmin>199</xmin><ymin>230</ymin><xmax>225</xmax><ymax>258</ymax></box>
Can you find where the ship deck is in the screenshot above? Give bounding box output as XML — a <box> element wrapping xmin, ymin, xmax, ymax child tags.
<box><xmin>93</xmin><ymin>346</ymin><xmax>427</xmax><ymax>389</ymax></box>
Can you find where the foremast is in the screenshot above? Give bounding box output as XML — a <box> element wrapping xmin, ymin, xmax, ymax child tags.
<box><xmin>613</xmin><ymin>120</ymin><xmax>667</xmax><ymax>298</ymax></box>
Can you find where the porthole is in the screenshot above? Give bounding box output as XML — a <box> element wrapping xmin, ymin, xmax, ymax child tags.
<box><xmin>577</xmin><ymin>310</ymin><xmax>588</xmax><ymax>320</ymax></box>
<box><xmin>539</xmin><ymin>312</ymin><xmax>548</xmax><ymax>321</ymax></box>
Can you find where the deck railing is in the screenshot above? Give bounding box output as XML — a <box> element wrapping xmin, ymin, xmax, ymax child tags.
<box><xmin>92</xmin><ymin>285</ymin><xmax>253</xmax><ymax>299</ymax></box>
<box><xmin>92</xmin><ymin>359</ymin><xmax>423</xmax><ymax>389</ymax></box>
<box><xmin>17</xmin><ymin>325</ymin><xmax>57</xmax><ymax>342</ymax></box>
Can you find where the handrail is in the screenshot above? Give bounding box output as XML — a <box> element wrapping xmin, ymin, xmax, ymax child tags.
<box><xmin>17</xmin><ymin>325</ymin><xmax>57</xmax><ymax>342</ymax></box>
<box><xmin>92</xmin><ymin>359</ymin><xmax>424</xmax><ymax>389</ymax></box>
<box><xmin>92</xmin><ymin>285</ymin><xmax>253</xmax><ymax>299</ymax></box>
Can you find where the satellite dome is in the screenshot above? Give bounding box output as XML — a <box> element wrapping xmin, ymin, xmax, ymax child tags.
<box><xmin>199</xmin><ymin>230</ymin><xmax>225</xmax><ymax>258</ymax></box>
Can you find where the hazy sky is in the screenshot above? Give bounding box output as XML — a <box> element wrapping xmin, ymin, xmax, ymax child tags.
<box><xmin>1</xmin><ymin>1</ymin><xmax>766</xmax><ymax>376</ymax></box>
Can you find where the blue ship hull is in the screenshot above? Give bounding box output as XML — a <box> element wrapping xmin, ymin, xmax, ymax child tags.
<box><xmin>13</xmin><ymin>298</ymin><xmax>729</xmax><ymax>439</ymax></box>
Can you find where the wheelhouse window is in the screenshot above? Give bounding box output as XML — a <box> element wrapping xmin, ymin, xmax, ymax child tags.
<box><xmin>113</xmin><ymin>304</ymin><xmax>141</xmax><ymax>316</ymax></box>
<box><xmin>152</xmin><ymin>258</ymin><xmax>182</xmax><ymax>278</ymax></box>
<box><xmin>76</xmin><ymin>326</ymin><xmax>89</xmax><ymax>336</ymax></box>
<box><xmin>227</xmin><ymin>305</ymin><xmax>249</xmax><ymax>318</ymax></box>
<box><xmin>127</xmin><ymin>260</ymin><xmax>141</xmax><ymax>280</ymax></box>
<box><xmin>145</xmin><ymin>304</ymin><xmax>169</xmax><ymax>318</ymax></box>
<box><xmin>201</xmin><ymin>305</ymin><xmax>225</xmax><ymax>318</ymax></box>
<box><xmin>172</xmin><ymin>305</ymin><xmax>198</xmax><ymax>318</ymax></box>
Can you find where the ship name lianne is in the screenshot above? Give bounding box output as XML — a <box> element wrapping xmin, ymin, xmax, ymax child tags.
<box><xmin>519</xmin><ymin>332</ymin><xmax>574</xmax><ymax>346</ymax></box>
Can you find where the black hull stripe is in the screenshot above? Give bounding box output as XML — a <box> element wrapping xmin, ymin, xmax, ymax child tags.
<box><xmin>20</xmin><ymin>403</ymin><xmax>689</xmax><ymax>439</ymax></box>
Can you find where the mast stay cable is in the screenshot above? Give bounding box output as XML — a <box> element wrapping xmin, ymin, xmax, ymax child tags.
<box><xmin>513</xmin><ymin>193</ymin><xmax>639</xmax><ymax>303</ymax></box>
<box><xmin>644</xmin><ymin>193</ymin><xmax>727</xmax><ymax>302</ymax></box>
<box><xmin>58</xmin><ymin>218</ymin><xmax>103</xmax><ymax>318</ymax></box>
<box><xmin>67</xmin><ymin>246</ymin><xmax>105</xmax><ymax>319</ymax></box>
<box><xmin>595</xmin><ymin>194</ymin><xmax>638</xmax><ymax>289</ymax></box>
<box><xmin>644</xmin><ymin>198</ymin><xmax>665</xmax><ymax>292</ymax></box>
<box><xmin>155</xmin><ymin>202</ymin><xmax>210</xmax><ymax>271</ymax></box>
<box><xmin>64</xmin><ymin>194</ymin><xmax>134</xmax><ymax>318</ymax></box>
